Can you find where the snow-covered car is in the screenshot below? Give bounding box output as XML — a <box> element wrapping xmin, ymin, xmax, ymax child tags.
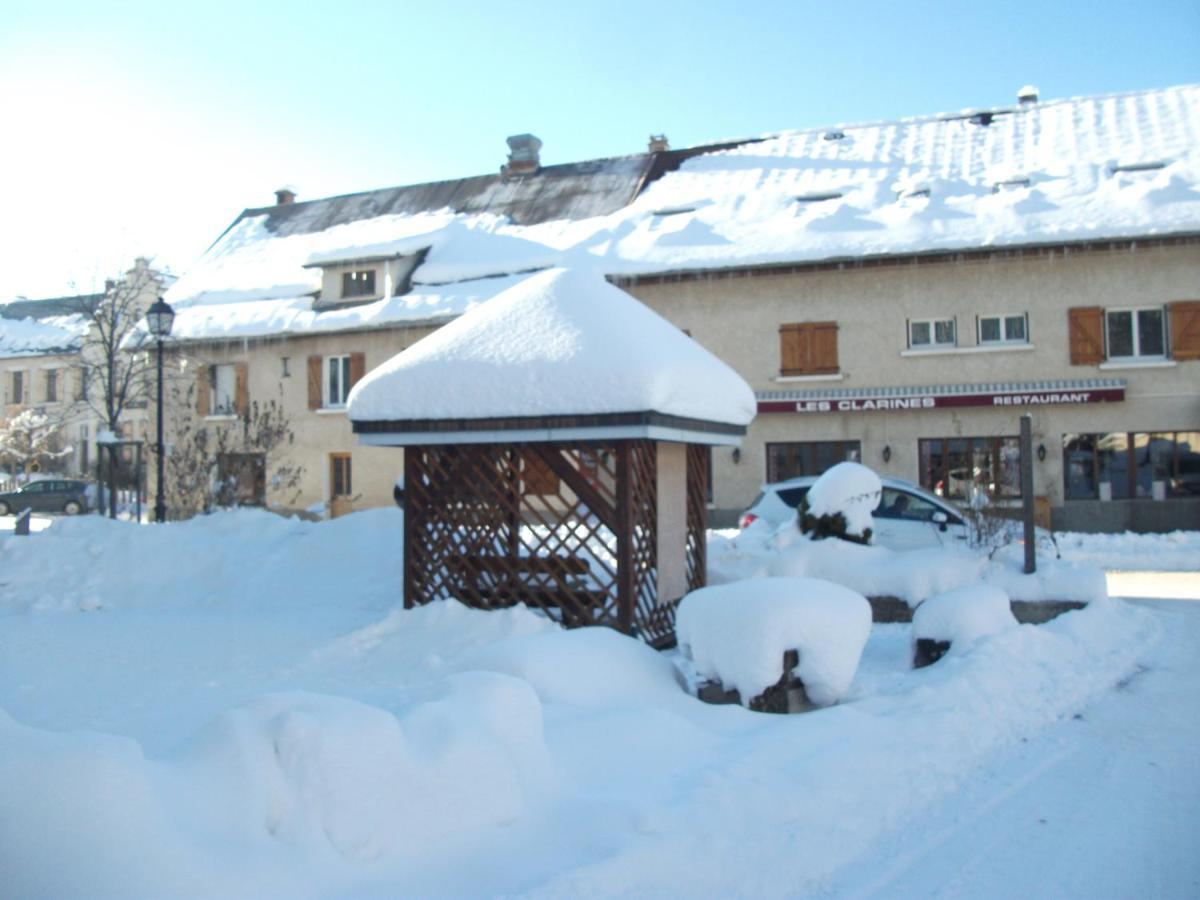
<box><xmin>739</xmin><ymin>476</ymin><xmax>969</xmax><ymax>550</ymax></box>
<box><xmin>0</xmin><ymin>479</ymin><xmax>89</xmax><ymax>516</ymax></box>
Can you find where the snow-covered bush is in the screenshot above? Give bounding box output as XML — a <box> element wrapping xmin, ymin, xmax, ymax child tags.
<box><xmin>677</xmin><ymin>577</ymin><xmax>872</xmax><ymax>708</ymax></box>
<box><xmin>798</xmin><ymin>462</ymin><xmax>882</xmax><ymax>545</ymax></box>
<box><xmin>911</xmin><ymin>584</ymin><xmax>1018</xmax><ymax>667</ymax></box>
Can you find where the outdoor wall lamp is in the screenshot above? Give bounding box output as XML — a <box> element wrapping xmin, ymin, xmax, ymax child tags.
<box><xmin>1037</xmin><ymin>443</ymin><xmax>1047</xmax><ymax>462</ymax></box>
<box><xmin>732</xmin><ymin>447</ymin><xmax>741</xmax><ymax>464</ymax></box>
<box><xmin>882</xmin><ymin>445</ymin><xmax>892</xmax><ymax>463</ymax></box>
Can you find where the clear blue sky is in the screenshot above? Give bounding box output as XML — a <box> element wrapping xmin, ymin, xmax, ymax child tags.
<box><xmin>1</xmin><ymin>0</ymin><xmax>1197</xmax><ymax>298</ymax></box>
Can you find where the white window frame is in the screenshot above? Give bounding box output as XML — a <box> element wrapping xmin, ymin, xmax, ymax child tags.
<box><xmin>325</xmin><ymin>355</ymin><xmax>352</xmax><ymax>408</ymax></box>
<box><xmin>1105</xmin><ymin>306</ymin><xmax>1167</xmax><ymax>360</ymax></box>
<box><xmin>977</xmin><ymin>313</ymin><xmax>1028</xmax><ymax>345</ymax></box>
<box><xmin>209</xmin><ymin>364</ymin><xmax>237</xmax><ymax>416</ymax></box>
<box><xmin>908</xmin><ymin>317</ymin><xmax>956</xmax><ymax>349</ymax></box>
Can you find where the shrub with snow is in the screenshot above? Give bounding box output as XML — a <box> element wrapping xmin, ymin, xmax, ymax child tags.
<box><xmin>911</xmin><ymin>584</ymin><xmax>1018</xmax><ymax>667</ymax></box>
<box><xmin>677</xmin><ymin>577</ymin><xmax>872</xmax><ymax>708</ymax></box>
<box><xmin>798</xmin><ymin>462</ymin><xmax>882</xmax><ymax>545</ymax></box>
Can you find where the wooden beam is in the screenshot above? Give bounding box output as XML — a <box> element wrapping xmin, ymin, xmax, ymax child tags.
<box><xmin>527</xmin><ymin>443</ymin><xmax>619</xmax><ymax>533</ymax></box>
<box><xmin>616</xmin><ymin>442</ymin><xmax>634</xmax><ymax>634</ymax></box>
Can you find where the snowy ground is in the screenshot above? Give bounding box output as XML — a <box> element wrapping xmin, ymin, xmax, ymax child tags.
<box><xmin>1</xmin><ymin>511</ymin><xmax>1197</xmax><ymax>898</ymax></box>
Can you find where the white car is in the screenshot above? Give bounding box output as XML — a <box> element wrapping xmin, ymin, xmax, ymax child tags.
<box><xmin>739</xmin><ymin>476</ymin><xmax>970</xmax><ymax>551</ymax></box>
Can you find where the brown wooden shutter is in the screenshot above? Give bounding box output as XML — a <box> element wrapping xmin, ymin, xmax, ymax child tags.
<box><xmin>196</xmin><ymin>367</ymin><xmax>210</xmax><ymax>417</ymax></box>
<box><xmin>348</xmin><ymin>352</ymin><xmax>365</xmax><ymax>389</ymax></box>
<box><xmin>234</xmin><ymin>362</ymin><xmax>249</xmax><ymax>417</ymax></box>
<box><xmin>779</xmin><ymin>324</ymin><xmax>809</xmax><ymax>375</ymax></box>
<box><xmin>1170</xmin><ymin>301</ymin><xmax>1200</xmax><ymax>360</ymax></box>
<box><xmin>780</xmin><ymin>322</ymin><xmax>839</xmax><ymax>375</ymax></box>
<box><xmin>811</xmin><ymin>322</ymin><xmax>839</xmax><ymax>374</ymax></box>
<box><xmin>1068</xmin><ymin>307</ymin><xmax>1105</xmax><ymax>365</ymax></box>
<box><xmin>307</xmin><ymin>355</ymin><xmax>322</xmax><ymax>410</ymax></box>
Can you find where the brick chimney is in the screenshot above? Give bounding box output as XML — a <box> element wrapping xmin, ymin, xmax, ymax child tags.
<box><xmin>274</xmin><ymin>187</ymin><xmax>296</xmax><ymax>205</ymax></box>
<box><xmin>648</xmin><ymin>134</ymin><xmax>669</xmax><ymax>152</ymax></box>
<box><xmin>501</xmin><ymin>134</ymin><xmax>542</xmax><ymax>177</ymax></box>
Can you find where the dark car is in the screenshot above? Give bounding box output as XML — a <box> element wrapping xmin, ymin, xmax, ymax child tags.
<box><xmin>0</xmin><ymin>479</ymin><xmax>89</xmax><ymax>516</ymax></box>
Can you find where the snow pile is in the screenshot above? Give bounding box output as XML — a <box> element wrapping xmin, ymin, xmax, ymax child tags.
<box><xmin>347</xmin><ymin>266</ymin><xmax>756</xmax><ymax>426</ymax></box>
<box><xmin>912</xmin><ymin>585</ymin><xmax>1019</xmax><ymax>648</ymax></box>
<box><xmin>799</xmin><ymin>461</ymin><xmax>881</xmax><ymax>541</ymax></box>
<box><xmin>0</xmin><ymin>507</ymin><xmax>406</xmax><ymax>614</ymax></box>
<box><xmin>676</xmin><ymin>577</ymin><xmax>872</xmax><ymax>706</ymax></box>
<box><xmin>710</xmin><ymin>521</ymin><xmax>1107</xmax><ymax>606</ymax></box>
<box><xmin>0</xmin><ymin>505</ymin><xmax>1186</xmax><ymax>896</ymax></box>
<box><xmin>1053</xmin><ymin>529</ymin><xmax>1200</xmax><ymax>572</ymax></box>
<box><xmin>0</xmin><ymin>678</ymin><xmax>551</xmax><ymax>897</ymax></box>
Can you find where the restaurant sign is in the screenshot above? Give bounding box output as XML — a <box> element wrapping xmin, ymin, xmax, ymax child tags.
<box><xmin>758</xmin><ymin>386</ymin><xmax>1126</xmax><ymax>415</ymax></box>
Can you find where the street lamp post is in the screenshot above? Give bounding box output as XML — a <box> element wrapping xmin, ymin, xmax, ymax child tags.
<box><xmin>145</xmin><ymin>297</ymin><xmax>175</xmax><ymax>523</ymax></box>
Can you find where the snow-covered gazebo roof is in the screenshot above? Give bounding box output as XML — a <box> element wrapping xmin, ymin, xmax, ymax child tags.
<box><xmin>348</xmin><ymin>266</ymin><xmax>755</xmax><ymax>446</ymax></box>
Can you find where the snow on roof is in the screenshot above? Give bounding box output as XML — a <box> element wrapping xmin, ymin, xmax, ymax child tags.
<box><xmin>346</xmin><ymin>266</ymin><xmax>756</xmax><ymax>428</ymax></box>
<box><xmin>164</xmin><ymin>85</ymin><xmax>1200</xmax><ymax>343</ymax></box>
<box><xmin>0</xmin><ymin>313</ymin><xmax>91</xmax><ymax>359</ymax></box>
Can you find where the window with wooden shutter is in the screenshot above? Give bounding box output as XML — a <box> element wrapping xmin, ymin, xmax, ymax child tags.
<box><xmin>234</xmin><ymin>362</ymin><xmax>249</xmax><ymax>417</ymax></box>
<box><xmin>196</xmin><ymin>367</ymin><xmax>210</xmax><ymax>417</ymax></box>
<box><xmin>1068</xmin><ymin>307</ymin><xmax>1105</xmax><ymax>365</ymax></box>
<box><xmin>307</xmin><ymin>355</ymin><xmax>322</xmax><ymax>410</ymax></box>
<box><xmin>349</xmin><ymin>352</ymin><xmax>365</xmax><ymax>390</ymax></box>
<box><xmin>779</xmin><ymin>322</ymin><xmax>838</xmax><ymax>376</ymax></box>
<box><xmin>1170</xmin><ymin>301</ymin><xmax>1200</xmax><ymax>360</ymax></box>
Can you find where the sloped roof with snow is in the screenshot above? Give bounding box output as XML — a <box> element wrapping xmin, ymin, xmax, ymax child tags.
<box><xmin>165</xmin><ymin>85</ymin><xmax>1200</xmax><ymax>343</ymax></box>
<box><xmin>0</xmin><ymin>293</ymin><xmax>98</xmax><ymax>359</ymax></box>
<box><xmin>347</xmin><ymin>267</ymin><xmax>756</xmax><ymax>441</ymax></box>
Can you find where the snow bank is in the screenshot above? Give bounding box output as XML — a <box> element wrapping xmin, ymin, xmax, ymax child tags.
<box><xmin>0</xmin><ymin>507</ymin><xmax>405</xmax><ymax>614</ymax></box>
<box><xmin>0</xmin><ymin>677</ymin><xmax>552</xmax><ymax>896</ymax></box>
<box><xmin>801</xmin><ymin>461</ymin><xmax>882</xmax><ymax>539</ymax></box>
<box><xmin>677</xmin><ymin>577</ymin><xmax>872</xmax><ymax>706</ymax></box>
<box><xmin>912</xmin><ymin>584</ymin><xmax>1019</xmax><ymax>648</ymax></box>
<box><xmin>1052</xmin><ymin>529</ymin><xmax>1200</xmax><ymax>572</ymax></box>
<box><xmin>710</xmin><ymin>522</ymin><xmax>1108</xmax><ymax>607</ymax></box>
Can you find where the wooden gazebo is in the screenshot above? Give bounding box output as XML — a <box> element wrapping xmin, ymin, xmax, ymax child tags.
<box><xmin>349</xmin><ymin>267</ymin><xmax>754</xmax><ymax>646</ymax></box>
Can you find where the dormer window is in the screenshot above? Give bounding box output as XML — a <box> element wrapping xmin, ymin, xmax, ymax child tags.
<box><xmin>342</xmin><ymin>270</ymin><xmax>376</xmax><ymax>299</ymax></box>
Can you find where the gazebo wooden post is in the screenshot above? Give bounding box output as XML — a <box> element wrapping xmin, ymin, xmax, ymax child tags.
<box><xmin>506</xmin><ymin>447</ymin><xmax>520</xmax><ymax>562</ymax></box>
<box><xmin>615</xmin><ymin>441</ymin><xmax>635</xmax><ymax>634</ymax></box>
<box><xmin>402</xmin><ymin>446</ymin><xmax>418</xmax><ymax>610</ymax></box>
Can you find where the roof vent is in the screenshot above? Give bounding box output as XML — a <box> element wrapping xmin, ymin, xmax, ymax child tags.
<box><xmin>1110</xmin><ymin>159</ymin><xmax>1168</xmax><ymax>174</ymax></box>
<box><xmin>1017</xmin><ymin>84</ymin><xmax>1039</xmax><ymax>106</ymax></box>
<box><xmin>823</xmin><ymin>130</ymin><xmax>846</xmax><ymax>142</ymax></box>
<box><xmin>795</xmin><ymin>191</ymin><xmax>843</xmax><ymax>203</ymax></box>
<box><xmin>274</xmin><ymin>187</ymin><xmax>296</xmax><ymax>206</ymax></box>
<box><xmin>502</xmin><ymin>133</ymin><xmax>542</xmax><ymax>177</ymax></box>
<box><xmin>648</xmin><ymin>134</ymin><xmax>670</xmax><ymax>152</ymax></box>
<box><xmin>896</xmin><ymin>181</ymin><xmax>932</xmax><ymax>201</ymax></box>
<box><xmin>992</xmin><ymin>177</ymin><xmax>1032</xmax><ymax>192</ymax></box>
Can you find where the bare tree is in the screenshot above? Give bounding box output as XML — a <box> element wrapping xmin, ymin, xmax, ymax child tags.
<box><xmin>77</xmin><ymin>258</ymin><xmax>165</xmax><ymax>438</ymax></box>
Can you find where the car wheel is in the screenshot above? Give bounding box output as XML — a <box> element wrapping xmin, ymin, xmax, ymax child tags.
<box><xmin>0</xmin><ymin>501</ymin><xmax>10</xmax><ymax>516</ymax></box>
<box><xmin>64</xmin><ymin>500</ymin><xmax>81</xmax><ymax>515</ymax></box>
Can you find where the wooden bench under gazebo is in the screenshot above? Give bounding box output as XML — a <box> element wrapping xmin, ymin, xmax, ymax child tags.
<box><xmin>348</xmin><ymin>267</ymin><xmax>755</xmax><ymax>646</ymax></box>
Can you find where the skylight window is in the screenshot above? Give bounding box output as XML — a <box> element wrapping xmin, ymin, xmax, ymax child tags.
<box><xmin>823</xmin><ymin>130</ymin><xmax>845</xmax><ymax>142</ymax></box>
<box><xmin>968</xmin><ymin>112</ymin><xmax>996</xmax><ymax>127</ymax></box>
<box><xmin>1110</xmin><ymin>160</ymin><xmax>1168</xmax><ymax>174</ymax></box>
<box><xmin>992</xmin><ymin>177</ymin><xmax>1032</xmax><ymax>193</ymax></box>
<box><xmin>895</xmin><ymin>181</ymin><xmax>932</xmax><ymax>201</ymax></box>
<box><xmin>795</xmin><ymin>192</ymin><xmax>844</xmax><ymax>203</ymax></box>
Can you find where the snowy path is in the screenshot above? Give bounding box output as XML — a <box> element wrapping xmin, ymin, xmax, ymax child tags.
<box><xmin>829</xmin><ymin>592</ymin><xmax>1200</xmax><ymax>900</ymax></box>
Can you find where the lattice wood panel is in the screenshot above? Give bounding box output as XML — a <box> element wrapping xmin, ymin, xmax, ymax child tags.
<box><xmin>402</xmin><ymin>439</ymin><xmax>702</xmax><ymax>645</ymax></box>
